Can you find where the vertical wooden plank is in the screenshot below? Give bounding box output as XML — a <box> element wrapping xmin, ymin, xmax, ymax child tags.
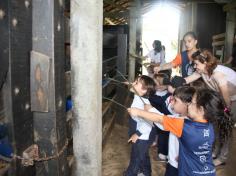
<box><xmin>0</xmin><ymin>0</ymin><xmax>35</xmax><ymax>175</ymax></box>
<box><xmin>117</xmin><ymin>34</ymin><xmax>127</xmax><ymax>76</ymax></box>
<box><xmin>225</xmin><ymin>10</ymin><xmax>235</xmax><ymax>60</ymax></box>
<box><xmin>32</xmin><ymin>0</ymin><xmax>68</xmax><ymax>175</ymax></box>
<box><xmin>128</xmin><ymin>1</ymin><xmax>137</xmax><ymax>82</ymax></box>
<box><xmin>115</xmin><ymin>34</ymin><xmax>128</xmax><ymax>125</ymax></box>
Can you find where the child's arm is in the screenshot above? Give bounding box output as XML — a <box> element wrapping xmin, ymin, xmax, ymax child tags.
<box><xmin>154</xmin><ymin>53</ymin><xmax>181</xmax><ymax>73</ymax></box>
<box><xmin>128</xmin><ymin>108</ymin><xmax>164</xmax><ymax>123</ymax></box>
<box><xmin>154</xmin><ymin>62</ymin><xmax>172</xmax><ymax>73</ymax></box>
<box><xmin>148</xmin><ymin>107</ymin><xmax>165</xmax><ymax>130</ymax></box>
<box><xmin>128</xmin><ymin>108</ymin><xmax>184</xmax><ymax>137</ymax></box>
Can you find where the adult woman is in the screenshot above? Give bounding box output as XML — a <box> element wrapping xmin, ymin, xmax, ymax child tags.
<box><xmin>183</xmin><ymin>49</ymin><xmax>236</xmax><ymax>166</ymax></box>
<box><xmin>154</xmin><ymin>31</ymin><xmax>199</xmax><ymax>78</ymax></box>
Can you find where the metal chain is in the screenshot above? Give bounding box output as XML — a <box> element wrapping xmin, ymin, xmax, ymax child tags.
<box><xmin>13</xmin><ymin>139</ymin><xmax>69</xmax><ymax>163</ymax></box>
<box><xmin>36</xmin><ymin>139</ymin><xmax>69</xmax><ymax>162</ymax></box>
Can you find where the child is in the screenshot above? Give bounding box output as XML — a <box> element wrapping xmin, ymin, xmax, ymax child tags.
<box><xmin>130</xmin><ymin>40</ymin><xmax>165</xmax><ymax>77</ymax></box>
<box><xmin>149</xmin><ymin>73</ymin><xmax>171</xmax><ymax>161</ymax></box>
<box><xmin>154</xmin><ymin>31</ymin><xmax>198</xmax><ymax>78</ymax></box>
<box><xmin>128</xmin><ymin>89</ymin><xmax>233</xmax><ymax>176</ymax></box>
<box><xmin>184</xmin><ymin>49</ymin><xmax>236</xmax><ymax>166</ymax></box>
<box><xmin>124</xmin><ymin>75</ymin><xmax>156</xmax><ymax>176</ymax></box>
<box><xmin>148</xmin><ymin>86</ymin><xmax>195</xmax><ymax>176</ymax></box>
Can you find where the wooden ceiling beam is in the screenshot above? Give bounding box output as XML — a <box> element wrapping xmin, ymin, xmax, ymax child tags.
<box><xmin>104</xmin><ymin>11</ymin><xmax>129</xmax><ymax>18</ymax></box>
<box><xmin>223</xmin><ymin>2</ymin><xmax>236</xmax><ymax>12</ymax></box>
<box><xmin>104</xmin><ymin>17</ymin><xmax>116</xmax><ymax>25</ymax></box>
<box><xmin>104</xmin><ymin>0</ymin><xmax>130</xmax><ymax>13</ymax></box>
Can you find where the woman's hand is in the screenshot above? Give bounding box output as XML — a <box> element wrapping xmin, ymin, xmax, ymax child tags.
<box><xmin>128</xmin><ymin>133</ymin><xmax>139</xmax><ymax>143</ymax></box>
<box><xmin>127</xmin><ymin>108</ymin><xmax>140</xmax><ymax>117</ymax></box>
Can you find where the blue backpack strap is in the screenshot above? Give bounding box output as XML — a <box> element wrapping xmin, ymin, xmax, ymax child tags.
<box><xmin>181</xmin><ymin>51</ymin><xmax>189</xmax><ymax>78</ymax></box>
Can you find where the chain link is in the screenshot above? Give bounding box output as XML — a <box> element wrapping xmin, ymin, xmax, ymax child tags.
<box><xmin>36</xmin><ymin>139</ymin><xmax>69</xmax><ymax>162</ymax></box>
<box><xmin>13</xmin><ymin>139</ymin><xmax>69</xmax><ymax>163</ymax></box>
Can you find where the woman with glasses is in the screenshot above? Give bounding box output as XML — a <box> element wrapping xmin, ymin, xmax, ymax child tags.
<box><xmin>179</xmin><ymin>49</ymin><xmax>236</xmax><ymax>167</ymax></box>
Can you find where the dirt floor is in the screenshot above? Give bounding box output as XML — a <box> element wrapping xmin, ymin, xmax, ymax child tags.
<box><xmin>102</xmin><ymin>123</ymin><xmax>236</xmax><ymax>176</ymax></box>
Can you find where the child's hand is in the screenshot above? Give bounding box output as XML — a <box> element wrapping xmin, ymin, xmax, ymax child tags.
<box><xmin>127</xmin><ymin>108</ymin><xmax>139</xmax><ymax>116</ymax></box>
<box><xmin>123</xmin><ymin>81</ymin><xmax>129</xmax><ymax>85</ymax></box>
<box><xmin>154</xmin><ymin>66</ymin><xmax>161</xmax><ymax>73</ymax></box>
<box><xmin>144</xmin><ymin>104</ymin><xmax>152</xmax><ymax>111</ymax></box>
<box><xmin>128</xmin><ymin>133</ymin><xmax>139</xmax><ymax>143</ymax></box>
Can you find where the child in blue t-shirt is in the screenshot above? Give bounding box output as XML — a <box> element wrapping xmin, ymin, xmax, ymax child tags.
<box><xmin>148</xmin><ymin>86</ymin><xmax>195</xmax><ymax>176</ymax></box>
<box><xmin>124</xmin><ymin>75</ymin><xmax>156</xmax><ymax>176</ymax></box>
<box><xmin>128</xmin><ymin>88</ymin><xmax>233</xmax><ymax>176</ymax></box>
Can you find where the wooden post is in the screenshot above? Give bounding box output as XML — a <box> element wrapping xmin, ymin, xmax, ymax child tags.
<box><xmin>71</xmin><ymin>0</ymin><xmax>103</xmax><ymax>175</ymax></box>
<box><xmin>225</xmin><ymin>10</ymin><xmax>235</xmax><ymax>60</ymax></box>
<box><xmin>191</xmin><ymin>2</ymin><xmax>197</xmax><ymax>33</ymax></box>
<box><xmin>0</xmin><ymin>1</ymin><xmax>35</xmax><ymax>175</ymax></box>
<box><xmin>178</xmin><ymin>2</ymin><xmax>197</xmax><ymax>51</ymax></box>
<box><xmin>128</xmin><ymin>1</ymin><xmax>138</xmax><ymax>82</ymax></box>
<box><xmin>0</xmin><ymin>0</ymin><xmax>34</xmax><ymax>175</ymax></box>
<box><xmin>117</xmin><ymin>34</ymin><xmax>128</xmax><ymax>77</ymax></box>
<box><xmin>32</xmin><ymin>0</ymin><xmax>68</xmax><ymax>175</ymax></box>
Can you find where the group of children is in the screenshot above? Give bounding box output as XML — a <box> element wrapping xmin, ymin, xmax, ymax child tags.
<box><xmin>123</xmin><ymin>31</ymin><xmax>236</xmax><ymax>176</ymax></box>
<box><xmin>124</xmin><ymin>73</ymin><xmax>232</xmax><ymax>176</ymax></box>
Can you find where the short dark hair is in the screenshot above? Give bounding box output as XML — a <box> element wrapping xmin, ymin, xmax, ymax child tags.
<box><xmin>173</xmin><ymin>86</ymin><xmax>196</xmax><ymax>103</ymax></box>
<box><xmin>138</xmin><ymin>75</ymin><xmax>156</xmax><ymax>97</ymax></box>
<box><xmin>190</xmin><ymin>78</ymin><xmax>207</xmax><ymax>90</ymax></box>
<box><xmin>153</xmin><ymin>40</ymin><xmax>162</xmax><ymax>53</ymax></box>
<box><xmin>183</xmin><ymin>31</ymin><xmax>197</xmax><ymax>40</ymax></box>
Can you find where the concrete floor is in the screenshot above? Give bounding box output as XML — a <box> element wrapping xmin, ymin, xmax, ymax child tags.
<box><xmin>102</xmin><ymin>124</ymin><xmax>236</xmax><ymax>176</ymax></box>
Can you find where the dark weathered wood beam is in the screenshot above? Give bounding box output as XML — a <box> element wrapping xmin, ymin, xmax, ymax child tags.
<box><xmin>0</xmin><ymin>1</ymin><xmax>35</xmax><ymax>175</ymax></box>
<box><xmin>104</xmin><ymin>11</ymin><xmax>129</xmax><ymax>18</ymax></box>
<box><xmin>32</xmin><ymin>0</ymin><xmax>68</xmax><ymax>175</ymax></box>
<box><xmin>223</xmin><ymin>2</ymin><xmax>236</xmax><ymax>11</ymax></box>
<box><xmin>104</xmin><ymin>17</ymin><xmax>116</xmax><ymax>25</ymax></box>
<box><xmin>141</xmin><ymin>0</ymin><xmax>215</xmax><ymax>3</ymax></box>
<box><xmin>104</xmin><ymin>0</ymin><xmax>130</xmax><ymax>13</ymax></box>
<box><xmin>104</xmin><ymin>0</ymin><xmax>129</xmax><ymax>11</ymax></box>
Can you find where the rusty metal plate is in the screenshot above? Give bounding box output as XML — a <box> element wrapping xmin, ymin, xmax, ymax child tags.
<box><xmin>30</xmin><ymin>51</ymin><xmax>50</xmax><ymax>112</ymax></box>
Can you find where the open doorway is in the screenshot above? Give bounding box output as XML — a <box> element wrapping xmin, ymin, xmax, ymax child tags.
<box><xmin>142</xmin><ymin>2</ymin><xmax>181</xmax><ymax>74</ymax></box>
